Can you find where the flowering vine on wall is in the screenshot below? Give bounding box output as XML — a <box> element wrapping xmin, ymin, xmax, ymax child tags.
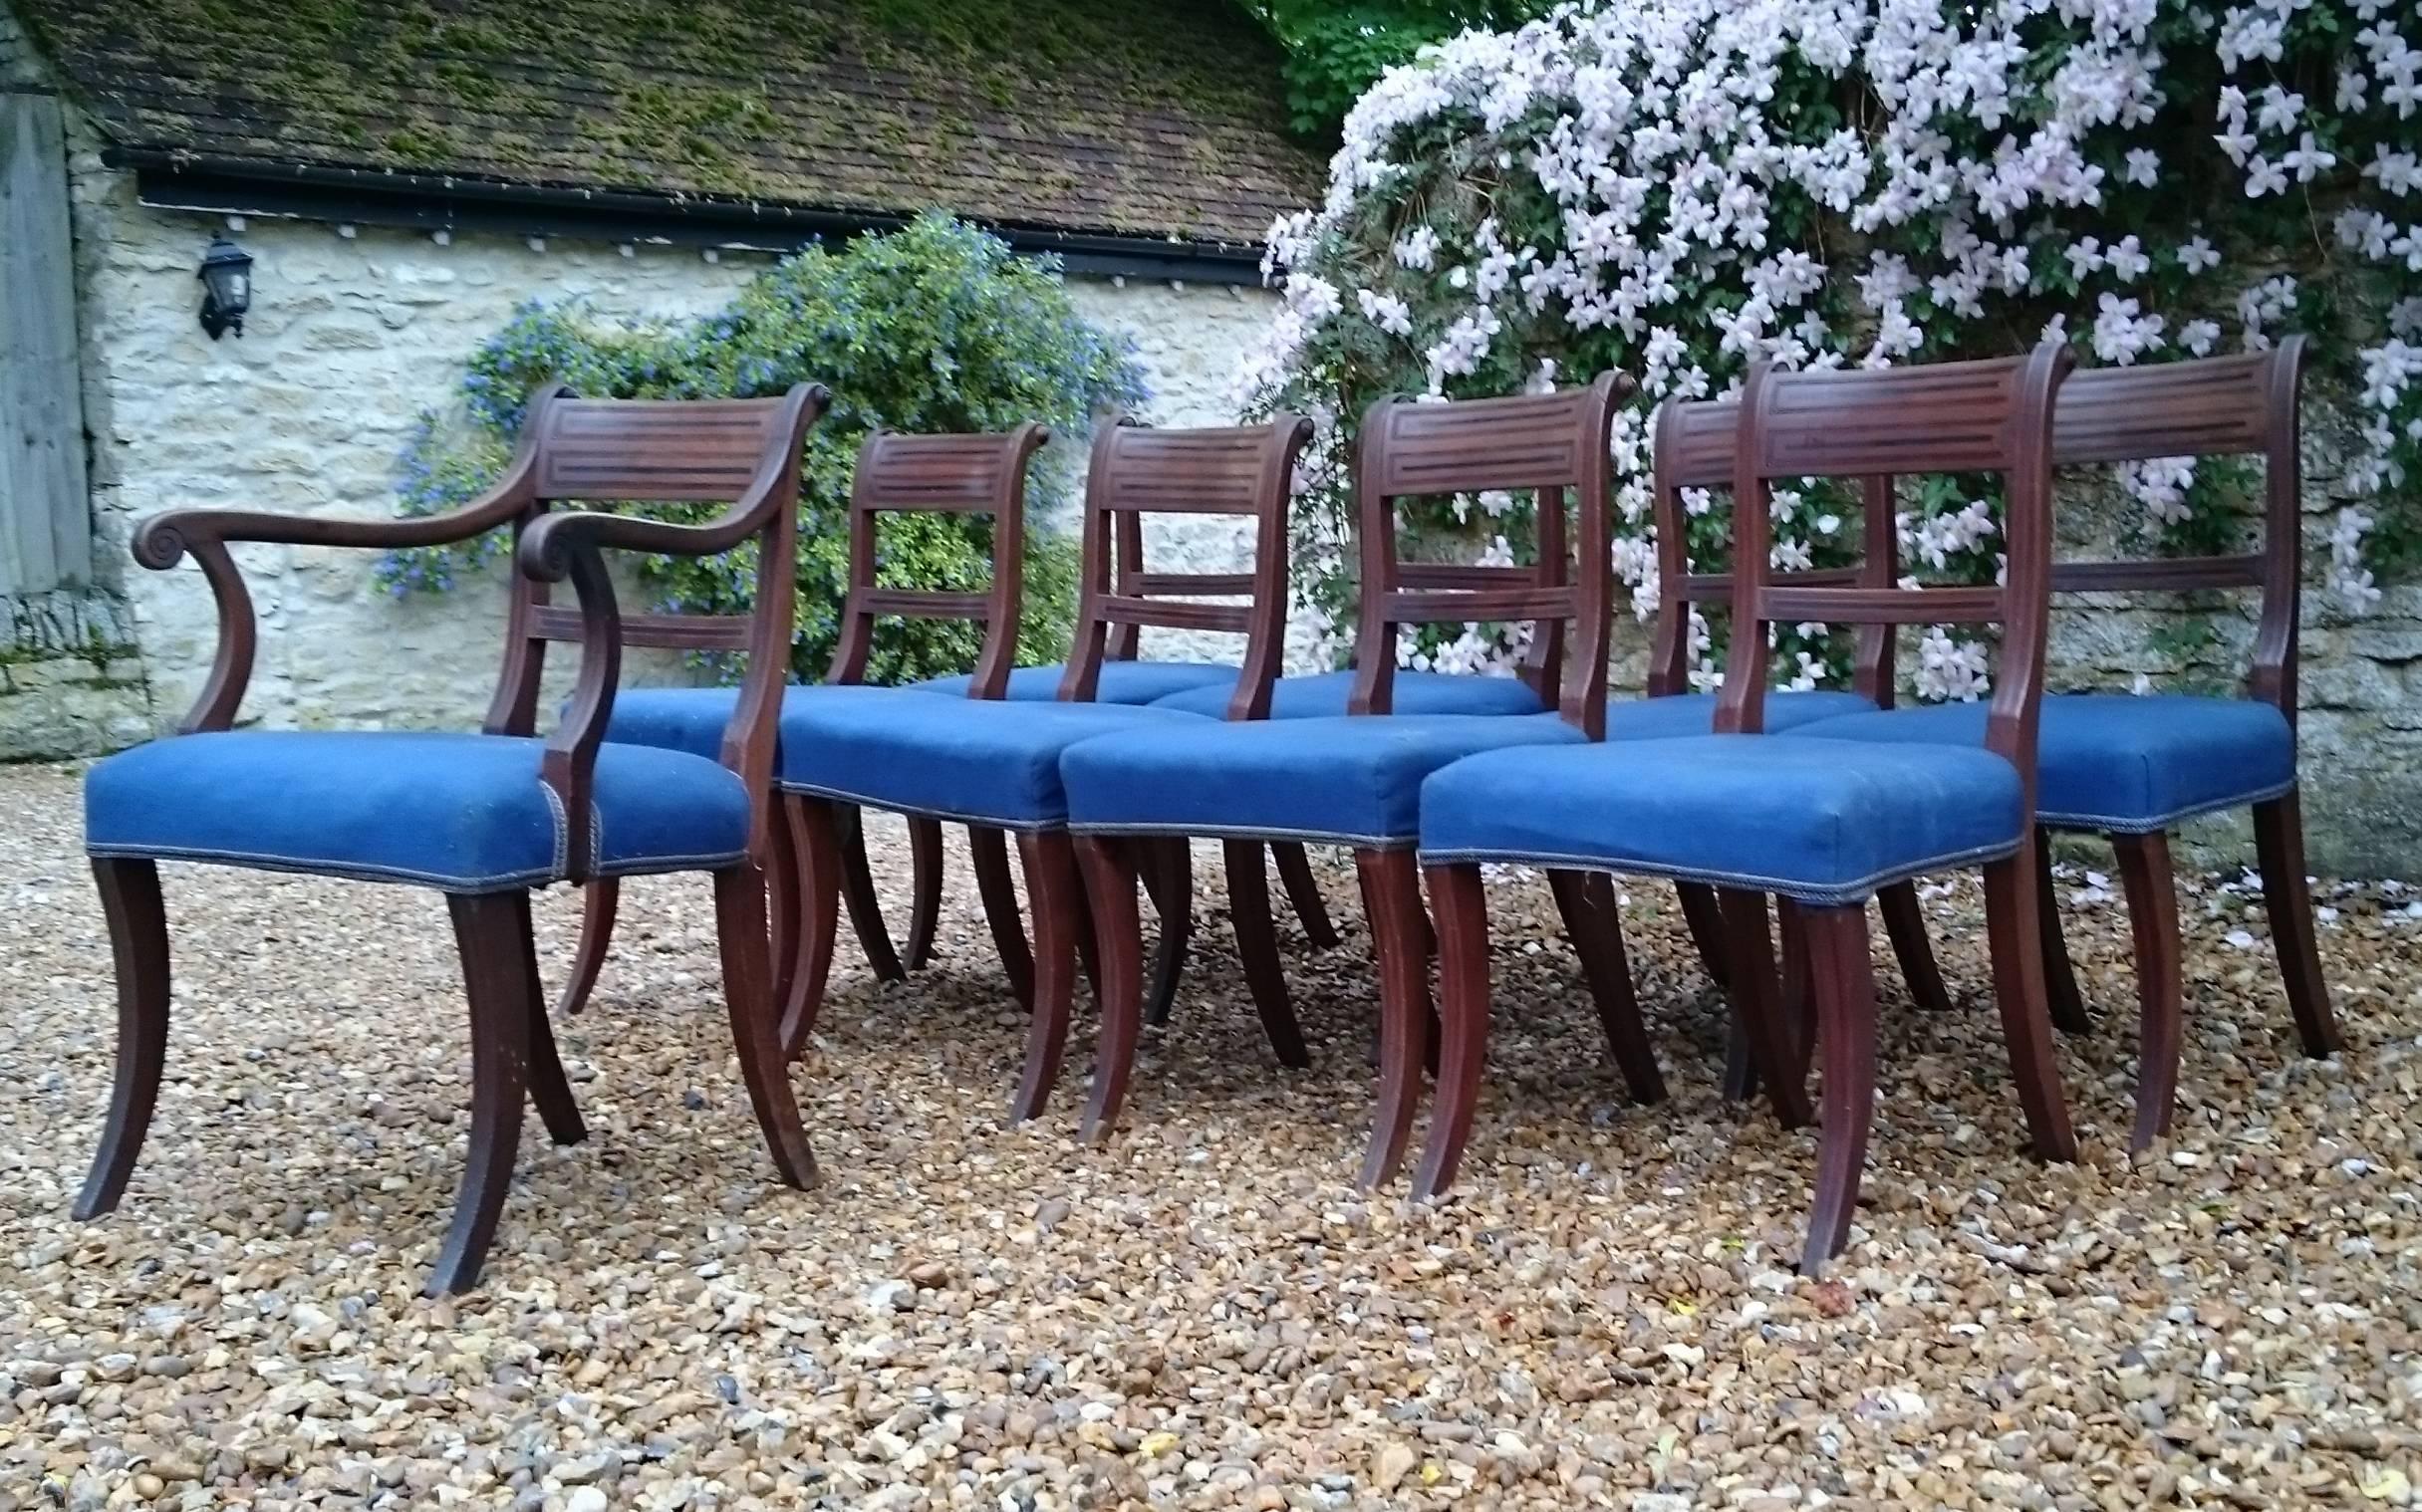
<box><xmin>1239</xmin><ymin>0</ymin><xmax>2420</xmax><ymax>698</ymax></box>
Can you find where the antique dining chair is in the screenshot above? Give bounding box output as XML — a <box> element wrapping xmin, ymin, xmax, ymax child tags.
<box><xmin>77</xmin><ymin>383</ymin><xmax>827</xmax><ymax>1293</ymax></box>
<box><xmin>1413</xmin><ymin>349</ymin><xmax>2080</xmax><ymax>1276</ymax></box>
<box><xmin>554</xmin><ymin>425</ymin><xmax>1048</xmax><ymax>1026</ymax></box>
<box><xmin>1779</xmin><ymin>339</ymin><xmax>2338</xmax><ymax>1148</ymax></box>
<box><xmin>906</xmin><ymin>500</ymin><xmax>1341</xmax><ymax>1000</ymax></box>
<box><xmin>1645</xmin><ymin>395</ymin><xmax>1959</xmax><ymax>1022</ymax></box>
<box><xmin>771</xmin><ymin>415</ymin><xmax>1314</xmax><ymax>1122</ymax></box>
<box><xmin>1061</xmin><ymin>374</ymin><xmax>1665</xmax><ymax>1186</ymax></box>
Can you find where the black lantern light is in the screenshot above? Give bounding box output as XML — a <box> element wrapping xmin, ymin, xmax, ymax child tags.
<box><xmin>197</xmin><ymin>235</ymin><xmax>254</xmax><ymax>340</ymax></box>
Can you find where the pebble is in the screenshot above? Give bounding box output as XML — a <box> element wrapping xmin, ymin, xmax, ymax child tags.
<box><xmin>0</xmin><ymin>774</ymin><xmax>2413</xmax><ymax>1512</ymax></box>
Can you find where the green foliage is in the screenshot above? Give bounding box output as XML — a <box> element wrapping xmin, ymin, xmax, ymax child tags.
<box><xmin>1244</xmin><ymin>1</ymin><xmax>1551</xmax><ymax>136</ymax></box>
<box><xmin>380</xmin><ymin>214</ymin><xmax>1143</xmax><ymax>685</ymax></box>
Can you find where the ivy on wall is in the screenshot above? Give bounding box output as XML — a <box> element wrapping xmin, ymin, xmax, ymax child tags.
<box><xmin>382</xmin><ymin>214</ymin><xmax>1146</xmax><ymax>685</ymax></box>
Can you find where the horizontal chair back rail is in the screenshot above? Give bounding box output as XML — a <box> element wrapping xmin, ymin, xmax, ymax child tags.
<box><xmin>829</xmin><ymin>424</ymin><xmax>1050</xmax><ymax>696</ymax></box>
<box><xmin>1351</xmin><ymin>373</ymin><xmax>1635</xmax><ymax>731</ymax></box>
<box><xmin>1063</xmin><ymin>415</ymin><xmax>1313</xmax><ymax>720</ymax></box>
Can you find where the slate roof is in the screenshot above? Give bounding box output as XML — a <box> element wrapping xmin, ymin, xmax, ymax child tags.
<box><xmin>12</xmin><ymin>0</ymin><xmax>1322</xmax><ymax>248</ymax></box>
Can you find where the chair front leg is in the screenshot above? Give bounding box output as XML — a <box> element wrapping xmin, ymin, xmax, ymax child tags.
<box><xmin>74</xmin><ymin>858</ymin><xmax>171</xmax><ymax>1222</ymax></box>
<box><xmin>1798</xmin><ymin>902</ymin><xmax>1879</xmax><ymax>1276</ymax></box>
<box><xmin>1411</xmin><ymin>861</ymin><xmax>1489</xmax><ymax>1201</ymax></box>
<box><xmin>507</xmin><ymin>891</ymin><xmax>586</xmax><ymax>1146</ymax></box>
<box><xmin>1273</xmin><ymin>842</ymin><xmax>1342</xmax><ymax>949</ymax></box>
<box><xmin>2252</xmin><ymin>789</ymin><xmax>2340</xmax><ymax>1057</ymax></box>
<box><xmin>904</xmin><ymin>818</ymin><xmax>945</xmax><ymax>972</ymax></box>
<box><xmin>1010</xmin><ymin>831</ymin><xmax>1083</xmax><ymax>1124</ymax></box>
<box><xmin>2035</xmin><ymin>828</ymin><xmax>2092</xmax><ymax>1034</ymax></box>
<box><xmin>780</xmin><ymin>794</ymin><xmax>843</xmax><ymax>1059</ymax></box>
<box><xmin>1982</xmin><ymin>842</ymin><xmax>2079</xmax><ymax>1163</ymax></box>
<box><xmin>1717</xmin><ymin>888</ymin><xmax>1814</xmax><ymax>1130</ymax></box>
<box><xmin>968</xmin><ymin>826</ymin><xmax>1036</xmax><ymax>1011</ymax></box>
<box><xmin>1546</xmin><ymin>870</ymin><xmax>1663</xmax><ymax>1105</ymax></box>
<box><xmin>713</xmin><ymin>867</ymin><xmax>818</xmax><ymax>1188</ymax></box>
<box><xmin>1674</xmin><ymin>881</ymin><xmax>1731</xmax><ymax>988</ymax></box>
<box><xmin>431</xmin><ymin>890</ymin><xmax>535</xmax><ymax>1297</ymax></box>
<box><xmin>1074</xmin><ymin>837</ymin><xmax>1145</xmax><ymax>1142</ymax></box>
<box><xmin>1356</xmin><ymin>849</ymin><xmax>1431</xmax><ymax>1190</ymax></box>
<box><xmin>1875</xmin><ymin>881</ymin><xmax>1954</xmax><ymax>1013</ymax></box>
<box><xmin>2111</xmin><ymin>830</ymin><xmax>2184</xmax><ymax>1151</ymax></box>
<box><xmin>838</xmin><ymin>807</ymin><xmax>907</xmax><ymax>982</ymax></box>
<box><xmin>1140</xmin><ymin>838</ymin><xmax>1193</xmax><ymax>1028</ymax></box>
<box><xmin>555</xmin><ymin>880</ymin><xmax>619</xmax><ymax>1018</ymax></box>
<box><xmin>1223</xmin><ymin>839</ymin><xmax>1310</xmax><ymax>1068</ymax></box>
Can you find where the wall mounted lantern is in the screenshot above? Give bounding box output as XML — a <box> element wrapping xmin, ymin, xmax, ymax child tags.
<box><xmin>197</xmin><ymin>235</ymin><xmax>254</xmax><ymax>340</ymax></box>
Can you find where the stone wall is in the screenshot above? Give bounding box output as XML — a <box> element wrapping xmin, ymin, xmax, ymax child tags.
<box><xmin>33</xmin><ymin>102</ymin><xmax>1275</xmax><ymax>744</ymax></box>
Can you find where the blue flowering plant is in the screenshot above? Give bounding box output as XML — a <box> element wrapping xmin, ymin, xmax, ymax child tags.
<box><xmin>381</xmin><ymin>214</ymin><xmax>1146</xmax><ymax>683</ymax></box>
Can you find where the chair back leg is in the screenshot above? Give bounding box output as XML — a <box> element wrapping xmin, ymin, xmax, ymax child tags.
<box><xmin>2112</xmin><ymin>831</ymin><xmax>2184</xmax><ymax>1151</ymax></box>
<box><xmin>1411</xmin><ymin>860</ymin><xmax>1491</xmax><ymax>1201</ymax></box>
<box><xmin>555</xmin><ymin>881</ymin><xmax>620</xmax><ymax>1018</ymax></box>
<box><xmin>1010</xmin><ymin>831</ymin><xmax>1084</xmax><ymax>1124</ymax></box>
<box><xmin>968</xmin><ymin>827</ymin><xmax>1036</xmax><ymax>1011</ymax></box>
<box><xmin>1546</xmin><ymin>870</ymin><xmax>1664</xmax><ymax>1105</ymax></box>
<box><xmin>713</xmin><ymin>866</ymin><xmax>818</xmax><ymax>1188</ymax></box>
<box><xmin>1799</xmin><ymin>903</ymin><xmax>1879</xmax><ymax>1275</ymax></box>
<box><xmin>2035</xmin><ymin>830</ymin><xmax>2092</xmax><ymax>1034</ymax></box>
<box><xmin>1223</xmin><ymin>840</ymin><xmax>1310</xmax><ymax>1069</ymax></box>
<box><xmin>1717</xmin><ymin>888</ymin><xmax>1815</xmax><ymax>1130</ymax></box>
<box><xmin>1075</xmin><ymin>837</ymin><xmax>1145</xmax><ymax>1141</ymax></box>
<box><xmin>507</xmin><ymin>890</ymin><xmax>587</xmax><ymax>1147</ymax></box>
<box><xmin>1357</xmin><ymin>850</ymin><xmax>1431</xmax><ymax>1190</ymax></box>
<box><xmin>1272</xmin><ymin>843</ymin><xmax>1341</xmax><ymax>949</ymax></box>
<box><xmin>1674</xmin><ymin>881</ymin><xmax>1732</xmax><ymax>989</ymax></box>
<box><xmin>1139</xmin><ymin>839</ymin><xmax>1193</xmax><ymax>1027</ymax></box>
<box><xmin>74</xmin><ymin>858</ymin><xmax>171</xmax><ymax>1222</ymax></box>
<box><xmin>780</xmin><ymin>794</ymin><xmax>843</xmax><ymax>1058</ymax></box>
<box><xmin>430</xmin><ymin>890</ymin><xmax>535</xmax><ymax>1296</ymax></box>
<box><xmin>1982</xmin><ymin>842</ymin><xmax>2080</xmax><ymax>1162</ymax></box>
<box><xmin>1875</xmin><ymin>881</ymin><xmax>1953</xmax><ymax>1013</ymax></box>
<box><xmin>2252</xmin><ymin>789</ymin><xmax>2340</xmax><ymax>1057</ymax></box>
<box><xmin>839</xmin><ymin>807</ymin><xmax>907</xmax><ymax>983</ymax></box>
<box><xmin>904</xmin><ymin>818</ymin><xmax>945</xmax><ymax>972</ymax></box>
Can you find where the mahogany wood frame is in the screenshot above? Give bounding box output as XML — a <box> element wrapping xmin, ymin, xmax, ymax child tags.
<box><xmin>1679</xmin><ymin>343</ymin><xmax>2335</xmax><ymax>1149</ymax></box>
<box><xmin>2021</xmin><ymin>340</ymin><xmax>2332</xmax><ymax>1145</ymax></box>
<box><xmin>783</xmin><ymin>414</ymin><xmax>1313</xmax><ymax>1128</ymax></box>
<box><xmin>1078</xmin><ymin>373</ymin><xmax>1656</xmax><ymax>1189</ymax></box>
<box><xmin>1417</xmin><ymin>349</ymin><xmax>2078</xmax><ymax>1276</ymax></box>
<box><xmin>1646</xmin><ymin>396</ymin><xmax>1955</xmax><ymax>1016</ymax></box>
<box><xmin>79</xmin><ymin>383</ymin><xmax>827</xmax><ymax>1294</ymax></box>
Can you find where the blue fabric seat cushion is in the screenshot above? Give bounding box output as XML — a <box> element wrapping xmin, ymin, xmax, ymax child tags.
<box><xmin>1608</xmin><ymin>689</ymin><xmax>1877</xmax><ymax>740</ymax></box>
<box><xmin>1064</xmin><ymin>713</ymin><xmax>1584</xmax><ymax>848</ymax></box>
<box><xmin>1783</xmin><ymin>693</ymin><xmax>2294</xmax><ymax>832</ymax></box>
<box><xmin>1419</xmin><ymin>735</ymin><xmax>2025</xmax><ymax>904</ymax></box>
<box><xmin>1149</xmin><ymin>668</ymin><xmax>1547</xmax><ymax>719</ymax></box>
<box><xmin>911</xmin><ymin>661</ymin><xmax>1238</xmax><ymax>704</ymax></box>
<box><xmin>85</xmin><ymin>731</ymin><xmax>749</xmax><ymax>891</ymax></box>
<box><xmin>777</xmin><ymin>684</ymin><xmax>1202</xmax><ymax>828</ymax></box>
<box><xmin>607</xmin><ymin>685</ymin><xmax>745</xmax><ymax>760</ymax></box>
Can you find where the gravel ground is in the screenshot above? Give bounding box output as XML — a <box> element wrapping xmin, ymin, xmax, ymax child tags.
<box><xmin>2</xmin><ymin>760</ymin><xmax>2419</xmax><ymax>1511</ymax></box>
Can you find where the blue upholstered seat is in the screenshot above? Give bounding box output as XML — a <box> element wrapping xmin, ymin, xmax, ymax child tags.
<box><xmin>776</xmin><ymin>684</ymin><xmax>1201</xmax><ymax>829</ymax></box>
<box><xmin>1148</xmin><ymin>668</ymin><xmax>1547</xmax><ymax>719</ymax></box>
<box><xmin>1419</xmin><ymin>735</ymin><xmax>2025</xmax><ymax>904</ymax></box>
<box><xmin>1063</xmin><ymin>713</ymin><xmax>1584</xmax><ymax>848</ymax></box>
<box><xmin>84</xmin><ymin>731</ymin><xmax>750</xmax><ymax>891</ymax></box>
<box><xmin>607</xmin><ymin>685</ymin><xmax>746</xmax><ymax>761</ymax></box>
<box><xmin>912</xmin><ymin>661</ymin><xmax>1238</xmax><ymax>705</ymax></box>
<box><xmin>1608</xmin><ymin>688</ymin><xmax>1877</xmax><ymax>740</ymax></box>
<box><xmin>1783</xmin><ymin>693</ymin><xmax>2294</xmax><ymax>832</ymax></box>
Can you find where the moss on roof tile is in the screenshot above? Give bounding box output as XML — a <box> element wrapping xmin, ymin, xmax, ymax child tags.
<box><xmin>13</xmin><ymin>0</ymin><xmax>1319</xmax><ymax>243</ymax></box>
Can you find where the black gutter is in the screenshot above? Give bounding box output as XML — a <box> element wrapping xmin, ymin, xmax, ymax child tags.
<box><xmin>113</xmin><ymin>148</ymin><xmax>1272</xmax><ymax>285</ymax></box>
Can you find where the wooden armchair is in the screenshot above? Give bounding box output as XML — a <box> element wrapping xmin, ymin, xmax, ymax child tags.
<box><xmin>77</xmin><ymin>383</ymin><xmax>827</xmax><ymax>1294</ymax></box>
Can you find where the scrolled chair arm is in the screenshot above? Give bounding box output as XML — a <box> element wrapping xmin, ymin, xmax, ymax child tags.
<box><xmin>133</xmin><ymin>386</ymin><xmax>563</xmax><ymax>733</ymax></box>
